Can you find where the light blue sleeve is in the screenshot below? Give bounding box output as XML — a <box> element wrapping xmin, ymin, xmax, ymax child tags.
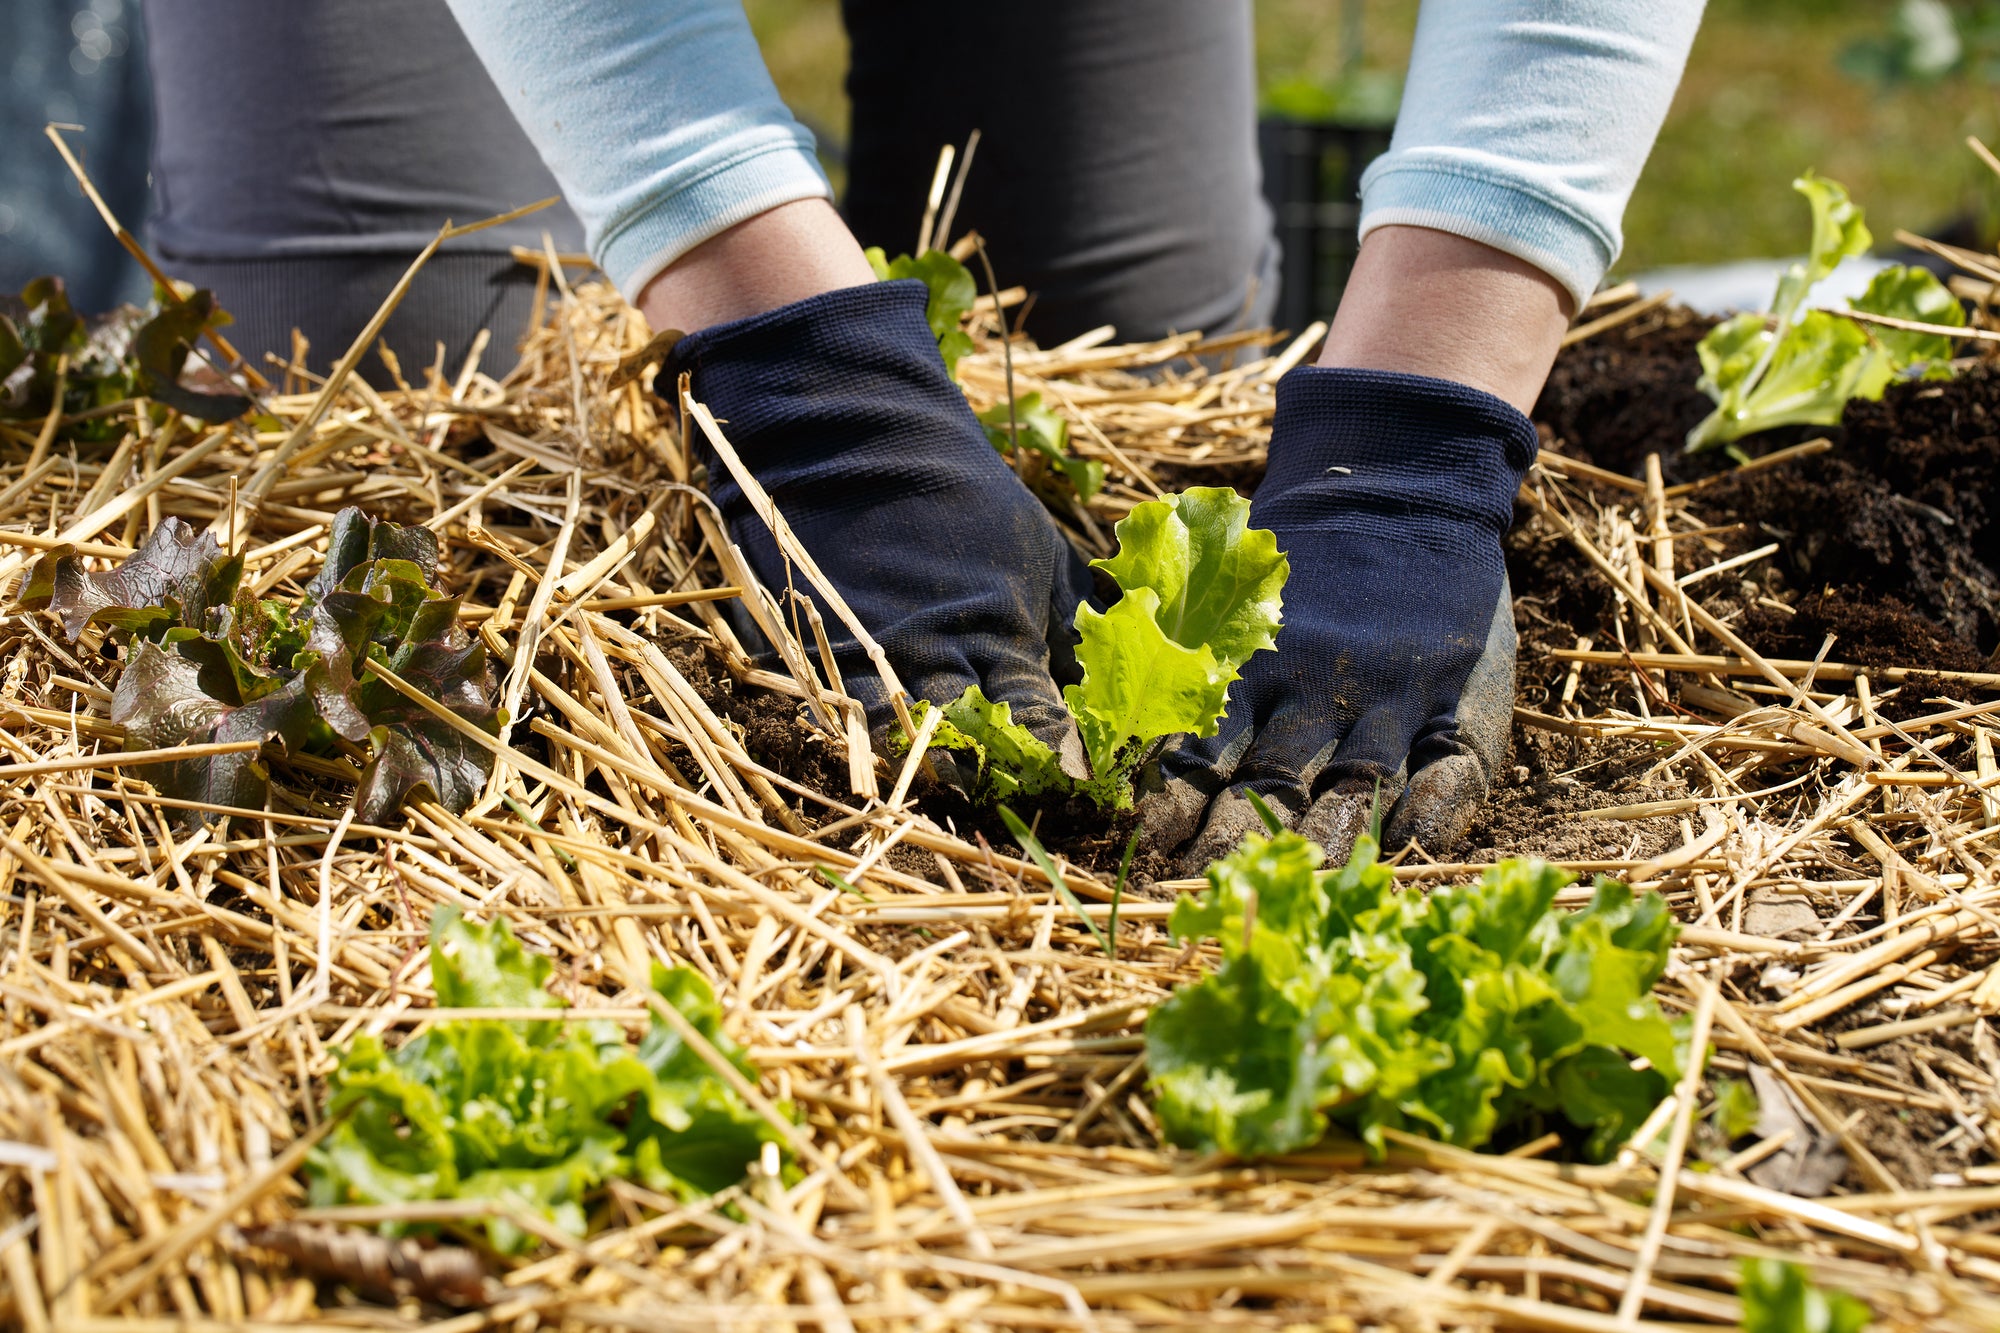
<box><xmin>1360</xmin><ymin>2</ymin><xmax>1706</xmax><ymax>309</ymax></box>
<box><xmin>442</xmin><ymin>0</ymin><xmax>830</xmax><ymax>300</ymax></box>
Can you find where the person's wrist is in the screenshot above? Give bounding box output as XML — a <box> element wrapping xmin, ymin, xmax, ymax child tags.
<box><xmin>1314</xmin><ymin>225</ymin><xmax>1570</xmax><ymax>415</ymax></box>
<box><xmin>635</xmin><ymin>199</ymin><xmax>880</xmax><ymax>334</ymax></box>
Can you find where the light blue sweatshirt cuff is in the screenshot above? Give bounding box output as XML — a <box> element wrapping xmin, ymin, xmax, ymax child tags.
<box><xmin>444</xmin><ymin>0</ymin><xmax>833</xmax><ymax>301</ymax></box>
<box><xmin>1360</xmin><ymin>159</ymin><xmax>1616</xmax><ymax>314</ymax></box>
<box><xmin>1360</xmin><ymin>1</ymin><xmax>1706</xmax><ymax>311</ymax></box>
<box><xmin>600</xmin><ymin>123</ymin><xmax>832</xmax><ymax>299</ymax></box>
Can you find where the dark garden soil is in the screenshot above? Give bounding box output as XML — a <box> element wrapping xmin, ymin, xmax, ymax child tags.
<box><xmin>680</xmin><ymin>305</ymin><xmax>2000</xmax><ymax>882</ymax></box>
<box><xmin>660</xmin><ymin>305</ymin><xmax>2000</xmax><ymax>1188</ymax></box>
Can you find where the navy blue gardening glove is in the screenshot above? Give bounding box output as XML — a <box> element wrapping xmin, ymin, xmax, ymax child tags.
<box><xmin>664</xmin><ymin>280</ymin><xmax>1094</xmax><ymax>763</ymax></box>
<box><xmin>1137</xmin><ymin>366</ymin><xmax>1534</xmax><ymax>870</ymax></box>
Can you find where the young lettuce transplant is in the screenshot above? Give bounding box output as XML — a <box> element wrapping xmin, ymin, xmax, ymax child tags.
<box><xmin>309</xmin><ymin>909</ymin><xmax>782</xmax><ymax>1253</ymax></box>
<box><xmin>1146</xmin><ymin>822</ymin><xmax>1684</xmax><ymax>1159</ymax></box>
<box><xmin>1</xmin><ymin>275</ymin><xmax>250</xmax><ymax>437</ymax></box>
<box><xmin>909</xmin><ymin>486</ymin><xmax>1287</xmax><ymax>810</ymax></box>
<box><xmin>19</xmin><ymin>506</ymin><xmax>499</xmax><ymax>822</ymax></box>
<box><xmin>864</xmin><ymin>246</ymin><xmax>978</xmax><ymax>376</ymax></box>
<box><xmin>979</xmin><ymin>391</ymin><xmax>1107</xmax><ymax>504</ymax></box>
<box><xmin>1687</xmin><ymin>172</ymin><xmax>1964</xmax><ymax>452</ymax></box>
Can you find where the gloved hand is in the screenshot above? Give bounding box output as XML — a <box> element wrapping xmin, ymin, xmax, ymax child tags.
<box><xmin>1137</xmin><ymin>365</ymin><xmax>1534</xmax><ymax>870</ymax></box>
<box><xmin>664</xmin><ymin>280</ymin><xmax>1094</xmax><ymax>762</ymax></box>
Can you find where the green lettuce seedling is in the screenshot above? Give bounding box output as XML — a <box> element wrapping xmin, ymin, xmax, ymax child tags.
<box><xmin>19</xmin><ymin>506</ymin><xmax>500</xmax><ymax>822</ymax></box>
<box><xmin>865</xmin><ymin>246</ymin><xmax>977</xmax><ymax>376</ymax></box>
<box><xmin>979</xmin><ymin>391</ymin><xmax>1106</xmax><ymax>503</ymax></box>
<box><xmin>1738</xmin><ymin>1258</ymin><xmax>1872</xmax><ymax>1333</ymax></box>
<box><xmin>1147</xmin><ymin>823</ymin><xmax>1683</xmax><ymax>1158</ymax></box>
<box><xmin>1688</xmin><ymin>172</ymin><xmax>1964</xmax><ymax>451</ymax></box>
<box><xmin>910</xmin><ymin>486</ymin><xmax>1287</xmax><ymax>810</ymax></box>
<box><xmin>309</xmin><ymin>909</ymin><xmax>783</xmax><ymax>1254</ymax></box>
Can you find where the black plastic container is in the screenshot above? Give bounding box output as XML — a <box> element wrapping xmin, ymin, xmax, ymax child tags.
<box><xmin>1257</xmin><ymin>119</ymin><xmax>1394</xmax><ymax>335</ymax></box>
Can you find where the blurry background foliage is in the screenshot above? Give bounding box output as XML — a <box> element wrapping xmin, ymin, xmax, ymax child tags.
<box><xmin>742</xmin><ymin>0</ymin><xmax>2000</xmax><ymax>272</ymax></box>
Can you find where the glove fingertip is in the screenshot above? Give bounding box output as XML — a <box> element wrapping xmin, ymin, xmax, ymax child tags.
<box><xmin>1381</xmin><ymin>752</ymin><xmax>1490</xmax><ymax>855</ymax></box>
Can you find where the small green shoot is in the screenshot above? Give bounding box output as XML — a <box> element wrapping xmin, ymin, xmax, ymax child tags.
<box><xmin>503</xmin><ymin>794</ymin><xmax>577</xmax><ymax>871</ymax></box>
<box><xmin>815</xmin><ymin>866</ymin><xmax>874</xmax><ymax>903</ymax></box>
<box><xmin>1109</xmin><ymin>827</ymin><xmax>1141</xmax><ymax>964</ymax></box>
<box><xmin>999</xmin><ymin>804</ymin><xmax>1112</xmax><ymax>958</ymax></box>
<box><xmin>1688</xmin><ymin>172</ymin><xmax>1964</xmax><ymax>451</ymax></box>
<box><xmin>1737</xmin><ymin>1258</ymin><xmax>1871</xmax><ymax>1333</ymax></box>
<box><xmin>864</xmin><ymin>247</ymin><xmax>977</xmax><ymax>376</ymax></box>
<box><xmin>978</xmin><ymin>392</ymin><xmax>1106</xmax><ymax>503</ymax></box>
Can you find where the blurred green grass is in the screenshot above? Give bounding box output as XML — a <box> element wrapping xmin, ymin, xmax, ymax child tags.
<box><xmin>743</xmin><ymin>0</ymin><xmax>2000</xmax><ymax>269</ymax></box>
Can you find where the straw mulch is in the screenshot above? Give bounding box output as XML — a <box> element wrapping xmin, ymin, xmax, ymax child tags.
<box><xmin>5</xmin><ymin>247</ymin><xmax>2000</xmax><ymax>1333</ymax></box>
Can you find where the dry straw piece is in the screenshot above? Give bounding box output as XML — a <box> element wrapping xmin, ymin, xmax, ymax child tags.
<box><xmin>5</xmin><ymin>212</ymin><xmax>2000</xmax><ymax>1331</ymax></box>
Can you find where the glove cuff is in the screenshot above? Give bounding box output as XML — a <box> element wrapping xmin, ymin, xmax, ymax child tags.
<box><xmin>1263</xmin><ymin>365</ymin><xmax>1537</xmax><ymax>528</ymax></box>
<box><xmin>663</xmin><ymin>278</ymin><xmax>945</xmax><ymax>428</ymax></box>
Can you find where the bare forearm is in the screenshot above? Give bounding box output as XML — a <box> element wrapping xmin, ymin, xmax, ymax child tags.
<box><xmin>635</xmin><ymin>199</ymin><xmax>876</xmax><ymax>333</ymax></box>
<box><xmin>1316</xmin><ymin>225</ymin><xmax>1570</xmax><ymax>415</ymax></box>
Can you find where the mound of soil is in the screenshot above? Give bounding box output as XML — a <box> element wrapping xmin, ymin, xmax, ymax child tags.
<box><xmin>678</xmin><ymin>307</ymin><xmax>2000</xmax><ymax>881</ymax></box>
<box><xmin>1533</xmin><ymin>315</ymin><xmax>2000</xmax><ymax>662</ymax></box>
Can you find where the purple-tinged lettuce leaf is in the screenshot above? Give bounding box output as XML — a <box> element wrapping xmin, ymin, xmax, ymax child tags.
<box><xmin>305</xmin><ymin>508</ymin><xmax>440</xmax><ymax>609</ymax></box>
<box><xmin>19</xmin><ymin>517</ymin><xmax>243</xmax><ymax>641</ymax></box>
<box><xmin>128</xmin><ymin>289</ymin><xmax>250</xmax><ymax>423</ymax></box>
<box><xmin>27</xmin><ymin>503</ymin><xmax>501</xmax><ymax>825</ymax></box>
<box><xmin>2</xmin><ymin>277</ymin><xmax>247</xmax><ymax>437</ymax></box>
<box><xmin>109</xmin><ymin>639</ymin><xmax>323</xmax><ymax>815</ymax></box>
<box><xmin>352</xmin><ymin>635</ymin><xmax>499</xmax><ymax>822</ymax></box>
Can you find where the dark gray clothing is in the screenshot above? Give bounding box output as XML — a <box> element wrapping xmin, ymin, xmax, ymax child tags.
<box><xmin>841</xmin><ymin>0</ymin><xmax>1277</xmax><ymax>345</ymax></box>
<box><xmin>3</xmin><ymin>0</ymin><xmax>154</xmax><ymax>310</ymax></box>
<box><xmin>142</xmin><ymin>0</ymin><xmax>583</xmax><ymax>382</ymax></box>
<box><xmin>141</xmin><ymin>0</ymin><xmax>1272</xmax><ymax>374</ymax></box>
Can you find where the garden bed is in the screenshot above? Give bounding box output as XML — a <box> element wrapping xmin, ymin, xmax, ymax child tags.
<box><xmin>3</xmin><ymin>251</ymin><xmax>2000</xmax><ymax>1330</ymax></box>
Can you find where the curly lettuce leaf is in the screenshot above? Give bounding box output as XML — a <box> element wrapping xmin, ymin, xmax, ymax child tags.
<box><xmin>1850</xmin><ymin>261</ymin><xmax>1964</xmax><ymax>368</ymax></box>
<box><xmin>979</xmin><ymin>392</ymin><xmax>1106</xmax><ymax>503</ymax></box>
<box><xmin>1066</xmin><ymin>488</ymin><xmax>1286</xmax><ymax>797</ymax></box>
<box><xmin>1067</xmin><ymin>589</ymin><xmax>1233</xmax><ymax>802</ymax></box>
<box><xmin>1147</xmin><ymin>953</ymin><xmax>1332</xmax><ymax>1158</ymax></box>
<box><xmin>900</xmin><ymin>487</ymin><xmax>1286</xmax><ymax>810</ymax></box>
<box><xmin>908</xmin><ymin>685</ymin><xmax>1071</xmax><ymax>803</ymax></box>
<box><xmin>1093</xmin><ymin>488</ymin><xmax>1287</xmax><ymax>669</ymax></box>
<box><xmin>310</xmin><ymin>913</ymin><xmax>782</xmax><ymax>1253</ymax></box>
<box><xmin>20</xmin><ymin>517</ymin><xmax>244</xmax><ymax>642</ymax></box>
<box><xmin>1771</xmin><ymin>172</ymin><xmax>1872</xmax><ymax>327</ymax></box>
<box><xmin>1149</xmin><ymin>832</ymin><xmax>1682</xmax><ymax>1159</ymax></box>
